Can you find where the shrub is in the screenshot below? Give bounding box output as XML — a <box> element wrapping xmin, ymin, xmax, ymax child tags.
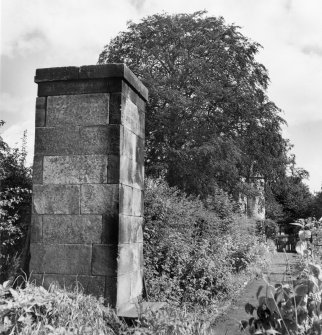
<box><xmin>0</xmin><ymin>126</ymin><xmax>32</xmax><ymax>282</ymax></box>
<box><xmin>144</xmin><ymin>178</ymin><xmax>270</xmax><ymax>306</ymax></box>
<box><xmin>0</xmin><ymin>187</ymin><xmax>31</xmax><ymax>282</ymax></box>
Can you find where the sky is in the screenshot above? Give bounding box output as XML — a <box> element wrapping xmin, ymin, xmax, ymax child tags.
<box><xmin>1</xmin><ymin>0</ymin><xmax>322</xmax><ymax>192</ymax></box>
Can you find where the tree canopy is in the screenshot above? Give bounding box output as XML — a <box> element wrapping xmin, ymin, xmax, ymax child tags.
<box><xmin>99</xmin><ymin>11</ymin><xmax>292</xmax><ymax>197</ymax></box>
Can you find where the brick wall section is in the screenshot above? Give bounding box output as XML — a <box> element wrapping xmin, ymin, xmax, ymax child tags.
<box><xmin>30</xmin><ymin>64</ymin><xmax>148</xmax><ymax>313</ymax></box>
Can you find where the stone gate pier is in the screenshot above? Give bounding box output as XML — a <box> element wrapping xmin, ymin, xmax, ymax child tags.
<box><xmin>30</xmin><ymin>64</ymin><xmax>148</xmax><ymax>315</ymax></box>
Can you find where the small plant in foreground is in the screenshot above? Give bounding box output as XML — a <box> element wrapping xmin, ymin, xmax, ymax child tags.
<box><xmin>242</xmin><ymin>219</ymin><xmax>322</xmax><ymax>335</ymax></box>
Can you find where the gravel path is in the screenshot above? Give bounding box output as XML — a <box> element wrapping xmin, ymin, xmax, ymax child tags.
<box><xmin>213</xmin><ymin>252</ymin><xmax>299</xmax><ymax>335</ymax></box>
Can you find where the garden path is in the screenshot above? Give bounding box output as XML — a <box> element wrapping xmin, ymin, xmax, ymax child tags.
<box><xmin>213</xmin><ymin>252</ymin><xmax>299</xmax><ymax>335</ymax></box>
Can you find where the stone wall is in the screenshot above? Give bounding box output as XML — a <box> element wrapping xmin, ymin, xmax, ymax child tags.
<box><xmin>30</xmin><ymin>64</ymin><xmax>148</xmax><ymax>314</ymax></box>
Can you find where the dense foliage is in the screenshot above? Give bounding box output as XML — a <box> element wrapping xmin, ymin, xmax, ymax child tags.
<box><xmin>99</xmin><ymin>11</ymin><xmax>290</xmax><ymax>197</ymax></box>
<box><xmin>266</xmin><ymin>172</ymin><xmax>313</xmax><ymax>224</ymax></box>
<box><xmin>143</xmin><ymin>178</ymin><xmax>271</xmax><ymax>306</ymax></box>
<box><xmin>0</xmin><ymin>121</ymin><xmax>32</xmax><ymax>282</ymax></box>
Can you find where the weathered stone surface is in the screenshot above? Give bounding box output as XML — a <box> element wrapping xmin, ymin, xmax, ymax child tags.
<box><xmin>81</xmin><ymin>184</ymin><xmax>119</xmax><ymax>215</ymax></box>
<box><xmin>42</xmin><ymin>215</ymin><xmax>102</xmax><ymax>244</ymax></box>
<box><xmin>132</xmin><ymin>188</ymin><xmax>143</xmax><ymax>217</ymax></box>
<box><xmin>136</xmin><ymin>137</ymin><xmax>144</xmax><ymax>165</ymax></box>
<box><xmin>117</xmin><ymin>273</ymin><xmax>131</xmax><ymax>308</ymax></box>
<box><xmin>101</xmin><ymin>214</ymin><xmax>119</xmax><ymax>244</ymax></box>
<box><xmin>35</xmin><ymin>125</ymin><xmax>119</xmax><ymax>156</ymax></box>
<box><xmin>35</xmin><ymin>67</ymin><xmax>79</xmax><ymax>83</ymax></box>
<box><xmin>32</xmin><ymin>156</ymin><xmax>43</xmax><ymax>184</ymax></box>
<box><xmin>122</xmin><ymin>81</ymin><xmax>147</xmax><ymax>111</ymax></box>
<box><xmin>123</xmin><ymin>98</ymin><xmax>143</xmax><ymax>138</ymax></box>
<box><xmin>33</xmin><ymin>185</ymin><xmax>80</xmax><ymax>214</ymax></box>
<box><xmin>105</xmin><ymin>278</ymin><xmax>117</xmax><ymax>306</ymax></box>
<box><xmin>120</xmin><ymin>155</ymin><xmax>133</xmax><ymax>186</ymax></box>
<box><xmin>107</xmin><ymin>154</ymin><xmax>120</xmax><ymax>183</ymax></box>
<box><xmin>43</xmin><ymin>155</ymin><xmax>108</xmax><ymax>184</ymax></box>
<box><xmin>109</xmin><ymin>93</ymin><xmax>122</xmax><ymax>124</ymax></box>
<box><xmin>30</xmin><ymin>215</ymin><xmax>43</xmax><ymax>243</ymax></box>
<box><xmin>119</xmin><ymin>185</ymin><xmax>132</xmax><ymax>216</ymax></box>
<box><xmin>46</xmin><ymin>94</ymin><xmax>109</xmax><ymax>126</ymax></box>
<box><xmin>117</xmin><ymin>243</ymin><xmax>143</xmax><ymax>275</ymax></box>
<box><xmin>79</xmin><ymin>64</ymin><xmax>123</xmax><ymax>80</ymax></box>
<box><xmin>36</xmin><ymin>65</ymin><xmax>148</xmax><ymax>101</ymax></box>
<box><xmin>133</xmin><ymin>160</ymin><xmax>144</xmax><ymax>190</ymax></box>
<box><xmin>35</xmin><ymin>97</ymin><xmax>46</xmax><ymax>127</ymax></box>
<box><xmin>30</xmin><ymin>243</ymin><xmax>92</xmax><ymax>275</ymax></box>
<box><xmin>131</xmin><ymin>269</ymin><xmax>143</xmax><ymax>300</ymax></box>
<box><xmin>119</xmin><ymin>215</ymin><xmax>143</xmax><ymax>244</ymax></box>
<box><xmin>92</xmin><ymin>244</ymin><xmax>117</xmax><ymax>276</ymax></box>
<box><xmin>37</xmin><ymin>79</ymin><xmax>122</xmax><ymax>97</ymax></box>
<box><xmin>117</xmin><ymin>244</ymin><xmax>134</xmax><ymax>275</ymax></box>
<box><xmin>79</xmin><ymin>64</ymin><xmax>148</xmax><ymax>101</ymax></box>
<box><xmin>121</xmin><ymin>127</ymin><xmax>137</xmax><ymax>160</ymax></box>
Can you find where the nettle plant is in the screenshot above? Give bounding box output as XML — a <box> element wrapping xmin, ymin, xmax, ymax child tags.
<box><xmin>241</xmin><ymin>218</ymin><xmax>322</xmax><ymax>334</ymax></box>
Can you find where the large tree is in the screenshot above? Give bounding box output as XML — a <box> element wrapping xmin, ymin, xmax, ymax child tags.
<box><xmin>99</xmin><ymin>11</ymin><xmax>290</xmax><ymax>197</ymax></box>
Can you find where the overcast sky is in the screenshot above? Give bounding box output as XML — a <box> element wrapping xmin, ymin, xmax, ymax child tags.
<box><xmin>1</xmin><ymin>0</ymin><xmax>321</xmax><ymax>192</ymax></box>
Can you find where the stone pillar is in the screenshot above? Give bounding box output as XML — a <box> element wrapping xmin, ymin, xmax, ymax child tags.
<box><xmin>30</xmin><ymin>64</ymin><xmax>148</xmax><ymax>315</ymax></box>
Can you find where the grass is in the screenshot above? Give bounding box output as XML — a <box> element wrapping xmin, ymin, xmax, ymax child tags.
<box><xmin>0</xmin><ymin>278</ymin><xmax>221</xmax><ymax>335</ymax></box>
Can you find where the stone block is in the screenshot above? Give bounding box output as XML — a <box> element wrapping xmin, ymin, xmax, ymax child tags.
<box><xmin>107</xmin><ymin>154</ymin><xmax>120</xmax><ymax>183</ymax></box>
<box><xmin>136</xmin><ymin>137</ymin><xmax>145</xmax><ymax>165</ymax></box>
<box><xmin>119</xmin><ymin>185</ymin><xmax>132</xmax><ymax>216</ymax></box>
<box><xmin>37</xmin><ymin>79</ymin><xmax>122</xmax><ymax>97</ymax></box>
<box><xmin>123</xmin><ymin>98</ymin><xmax>143</xmax><ymax>138</ymax></box>
<box><xmin>35</xmin><ymin>97</ymin><xmax>46</xmax><ymax>127</ymax></box>
<box><xmin>79</xmin><ymin>64</ymin><xmax>123</xmax><ymax>80</ymax></box>
<box><xmin>132</xmin><ymin>188</ymin><xmax>143</xmax><ymax>217</ymax></box>
<box><xmin>92</xmin><ymin>244</ymin><xmax>117</xmax><ymax>276</ymax></box>
<box><xmin>117</xmin><ymin>273</ymin><xmax>131</xmax><ymax>308</ymax></box>
<box><xmin>120</xmin><ymin>155</ymin><xmax>133</xmax><ymax>186</ymax></box>
<box><xmin>133</xmin><ymin>160</ymin><xmax>144</xmax><ymax>190</ymax></box>
<box><xmin>138</xmin><ymin>109</ymin><xmax>145</xmax><ymax>138</ymax></box>
<box><xmin>42</xmin><ymin>215</ymin><xmax>102</xmax><ymax>244</ymax></box>
<box><xmin>79</xmin><ymin>64</ymin><xmax>148</xmax><ymax>101</ymax></box>
<box><xmin>105</xmin><ymin>278</ymin><xmax>117</xmax><ymax>306</ymax></box>
<box><xmin>109</xmin><ymin>93</ymin><xmax>122</xmax><ymax>124</ymax></box>
<box><xmin>33</xmin><ymin>156</ymin><xmax>43</xmax><ymax>184</ymax></box>
<box><xmin>117</xmin><ymin>244</ymin><xmax>134</xmax><ymax>275</ymax></box>
<box><xmin>122</xmin><ymin>81</ymin><xmax>147</xmax><ymax>111</ymax></box>
<box><xmin>35</xmin><ymin>67</ymin><xmax>79</xmax><ymax>83</ymax></box>
<box><xmin>46</xmin><ymin>94</ymin><xmax>109</xmax><ymax>127</ymax></box>
<box><xmin>35</xmin><ymin>125</ymin><xmax>120</xmax><ymax>156</ymax></box>
<box><xmin>121</xmin><ymin>127</ymin><xmax>137</xmax><ymax>160</ymax></box>
<box><xmin>81</xmin><ymin>184</ymin><xmax>119</xmax><ymax>215</ymax></box>
<box><xmin>43</xmin><ymin>155</ymin><xmax>108</xmax><ymax>184</ymax></box>
<box><xmin>30</xmin><ymin>243</ymin><xmax>92</xmax><ymax>275</ymax></box>
<box><xmin>33</xmin><ymin>185</ymin><xmax>80</xmax><ymax>214</ymax></box>
<box><xmin>30</xmin><ymin>215</ymin><xmax>43</xmax><ymax>243</ymax></box>
<box><xmin>131</xmin><ymin>269</ymin><xmax>143</xmax><ymax>300</ymax></box>
<box><xmin>101</xmin><ymin>214</ymin><xmax>119</xmax><ymax>244</ymax></box>
<box><xmin>119</xmin><ymin>215</ymin><xmax>143</xmax><ymax>244</ymax></box>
